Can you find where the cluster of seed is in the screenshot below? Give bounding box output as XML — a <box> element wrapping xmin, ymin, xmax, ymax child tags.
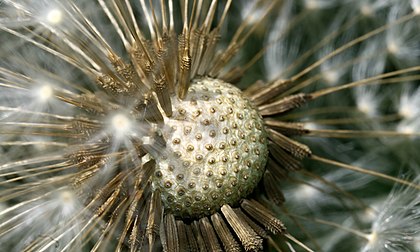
<box><xmin>153</xmin><ymin>78</ymin><xmax>268</xmax><ymax>219</ymax></box>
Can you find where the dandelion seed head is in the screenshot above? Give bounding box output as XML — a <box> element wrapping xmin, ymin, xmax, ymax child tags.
<box><xmin>1</xmin><ymin>0</ymin><xmax>420</xmax><ymax>251</ymax></box>
<box><xmin>153</xmin><ymin>78</ymin><xmax>269</xmax><ymax>218</ymax></box>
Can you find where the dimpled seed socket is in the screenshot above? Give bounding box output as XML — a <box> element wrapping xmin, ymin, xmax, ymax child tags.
<box><xmin>153</xmin><ymin>77</ymin><xmax>269</xmax><ymax>219</ymax></box>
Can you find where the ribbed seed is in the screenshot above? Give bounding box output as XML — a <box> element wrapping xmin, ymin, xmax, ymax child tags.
<box><xmin>211</xmin><ymin>212</ymin><xmax>242</xmax><ymax>252</ymax></box>
<box><xmin>221</xmin><ymin>204</ymin><xmax>263</xmax><ymax>252</ymax></box>
<box><xmin>176</xmin><ymin>220</ymin><xmax>190</xmax><ymax>252</ymax></box>
<box><xmin>164</xmin><ymin>214</ymin><xmax>179</xmax><ymax>252</ymax></box>
<box><xmin>199</xmin><ymin>217</ymin><xmax>223</xmax><ymax>252</ymax></box>
<box><xmin>259</xmin><ymin>93</ymin><xmax>310</xmax><ymax>116</ymax></box>
<box><xmin>268</xmin><ymin>129</ymin><xmax>311</xmax><ymax>159</ymax></box>
<box><xmin>136</xmin><ymin>93</ymin><xmax>164</xmax><ymax>123</ymax></box>
<box><xmin>153</xmin><ymin>72</ymin><xmax>173</xmax><ymax>117</ymax></box>
<box><xmin>264</xmin><ymin>119</ymin><xmax>310</xmax><ymax>136</ymax></box>
<box><xmin>233</xmin><ymin>208</ymin><xmax>268</xmax><ymax>239</ymax></box>
<box><xmin>249</xmin><ymin>79</ymin><xmax>292</xmax><ymax>106</ymax></box>
<box><xmin>146</xmin><ymin>190</ymin><xmax>162</xmax><ymax>251</ymax></box>
<box><xmin>265</xmin><ymin>158</ymin><xmax>289</xmax><ymax>179</ymax></box>
<box><xmin>269</xmin><ymin>143</ymin><xmax>303</xmax><ymax>171</ymax></box>
<box><xmin>185</xmin><ymin>223</ymin><xmax>200</xmax><ymax>252</ymax></box>
<box><xmin>263</xmin><ymin>170</ymin><xmax>286</xmax><ymax>205</ymax></box>
<box><xmin>191</xmin><ymin>221</ymin><xmax>208</xmax><ymax>252</ymax></box>
<box><xmin>241</xmin><ymin>199</ymin><xmax>286</xmax><ymax>235</ymax></box>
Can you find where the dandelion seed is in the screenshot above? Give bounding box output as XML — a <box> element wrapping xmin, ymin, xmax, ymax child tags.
<box><xmin>397</xmin><ymin>119</ymin><xmax>420</xmax><ymax>135</ymax></box>
<box><xmin>1</xmin><ymin>1</ymin><xmax>419</xmax><ymax>252</ymax></box>
<box><xmin>385</xmin><ymin>4</ymin><xmax>420</xmax><ymax>66</ymax></box>
<box><xmin>46</xmin><ymin>8</ymin><xmax>63</xmax><ymax>25</ymax></box>
<box><xmin>35</xmin><ymin>84</ymin><xmax>54</xmax><ymax>103</ymax></box>
<box><xmin>354</xmin><ymin>86</ymin><xmax>381</xmax><ymax>117</ymax></box>
<box><xmin>361</xmin><ymin>176</ymin><xmax>420</xmax><ymax>252</ymax></box>
<box><xmin>398</xmin><ymin>86</ymin><xmax>420</xmax><ymax>120</ymax></box>
<box><xmin>410</xmin><ymin>0</ymin><xmax>420</xmax><ymax>14</ymax></box>
<box><xmin>110</xmin><ymin>113</ymin><xmax>132</xmax><ymax>137</ymax></box>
